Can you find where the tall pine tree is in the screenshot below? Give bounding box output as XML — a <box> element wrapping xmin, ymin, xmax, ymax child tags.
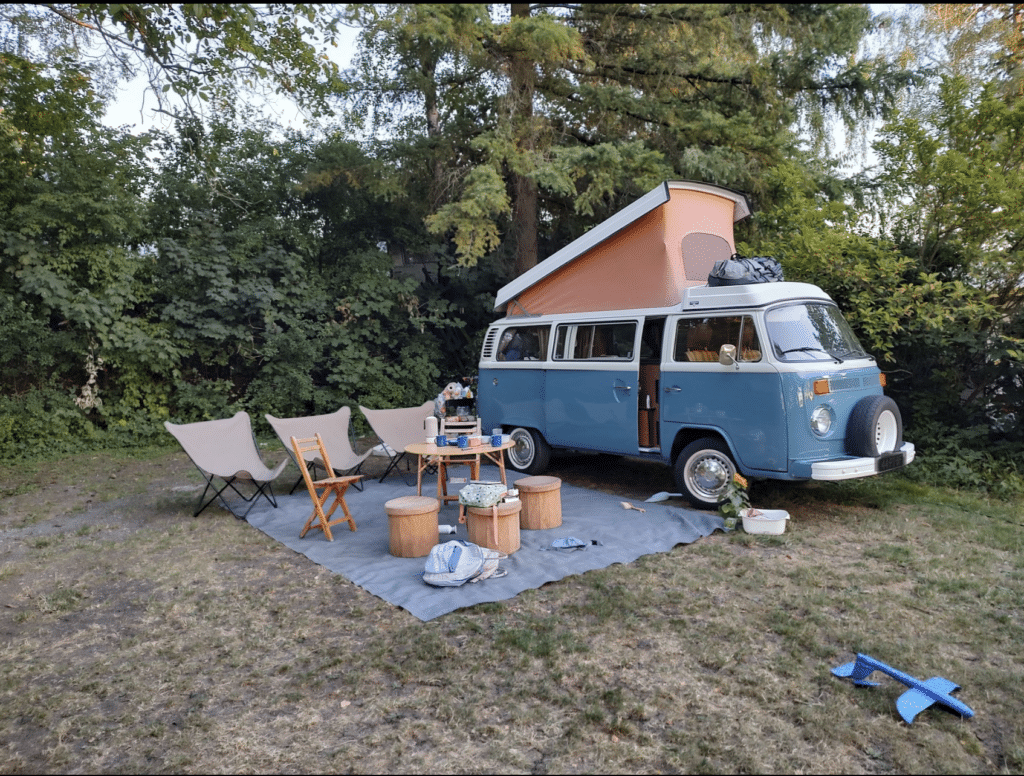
<box><xmin>340</xmin><ymin>3</ymin><xmax>910</xmax><ymax>274</ymax></box>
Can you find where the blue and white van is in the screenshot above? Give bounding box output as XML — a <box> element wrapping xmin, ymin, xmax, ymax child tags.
<box><xmin>477</xmin><ymin>280</ymin><xmax>915</xmax><ymax>508</ymax></box>
<box><xmin>476</xmin><ymin>180</ymin><xmax>914</xmax><ymax>508</ymax></box>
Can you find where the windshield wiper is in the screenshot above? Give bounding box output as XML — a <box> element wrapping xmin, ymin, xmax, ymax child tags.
<box><xmin>830</xmin><ymin>348</ymin><xmax>866</xmax><ymax>361</ymax></box>
<box><xmin>778</xmin><ymin>346</ymin><xmax>843</xmax><ymax>363</ymax></box>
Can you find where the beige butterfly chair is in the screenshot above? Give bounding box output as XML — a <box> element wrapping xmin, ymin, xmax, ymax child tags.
<box><xmin>164</xmin><ymin>411</ymin><xmax>289</xmax><ymax>519</ymax></box>
<box><xmin>290</xmin><ymin>434</ymin><xmax>362</xmax><ymax>541</ymax></box>
<box><xmin>265</xmin><ymin>406</ymin><xmax>371</xmax><ymax>493</ymax></box>
<box><xmin>358</xmin><ymin>401</ymin><xmax>435</xmax><ymax>484</ymax></box>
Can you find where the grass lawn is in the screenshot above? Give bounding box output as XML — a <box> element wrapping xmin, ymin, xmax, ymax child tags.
<box><xmin>0</xmin><ymin>445</ymin><xmax>1021</xmax><ymax>773</ymax></box>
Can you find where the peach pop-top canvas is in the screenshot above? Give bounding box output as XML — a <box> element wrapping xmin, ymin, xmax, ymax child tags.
<box><xmin>505</xmin><ymin>185</ymin><xmax>740</xmax><ymax>316</ymax></box>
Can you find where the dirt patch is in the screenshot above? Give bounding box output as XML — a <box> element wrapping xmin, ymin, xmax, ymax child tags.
<box><xmin>0</xmin><ymin>444</ymin><xmax>1018</xmax><ymax>774</ymax></box>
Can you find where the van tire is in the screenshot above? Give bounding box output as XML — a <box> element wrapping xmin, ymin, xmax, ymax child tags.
<box><xmin>506</xmin><ymin>427</ymin><xmax>551</xmax><ymax>475</ymax></box>
<box><xmin>847</xmin><ymin>395</ymin><xmax>902</xmax><ymax>457</ymax></box>
<box><xmin>674</xmin><ymin>437</ymin><xmax>737</xmax><ymax>510</ymax></box>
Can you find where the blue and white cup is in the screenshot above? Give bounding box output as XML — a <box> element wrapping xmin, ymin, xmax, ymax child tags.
<box><xmin>457</xmin><ymin>435</ymin><xmax>469</xmax><ymax>448</ymax></box>
<box><xmin>435</xmin><ymin>435</ymin><xmax>448</xmax><ymax>447</ymax></box>
<box><xmin>491</xmin><ymin>434</ymin><xmax>502</xmax><ymax>447</ymax></box>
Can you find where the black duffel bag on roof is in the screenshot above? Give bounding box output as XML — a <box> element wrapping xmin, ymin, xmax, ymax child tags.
<box><xmin>708</xmin><ymin>254</ymin><xmax>784</xmax><ymax>286</ymax></box>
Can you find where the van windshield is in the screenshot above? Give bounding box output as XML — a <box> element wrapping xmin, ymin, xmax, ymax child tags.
<box><xmin>765</xmin><ymin>303</ymin><xmax>869</xmax><ymax>363</ymax></box>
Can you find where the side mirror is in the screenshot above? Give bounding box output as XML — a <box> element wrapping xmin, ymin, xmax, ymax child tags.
<box><xmin>719</xmin><ymin>344</ymin><xmax>736</xmax><ymax>365</ymax></box>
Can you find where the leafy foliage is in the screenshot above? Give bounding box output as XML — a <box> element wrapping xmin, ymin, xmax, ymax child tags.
<box><xmin>0</xmin><ymin>386</ymin><xmax>101</xmax><ymax>460</ymax></box>
<box><xmin>0</xmin><ymin>51</ymin><xmax>161</xmax><ymax>456</ymax></box>
<box><xmin>142</xmin><ymin>117</ymin><xmax>470</xmax><ymax>434</ymax></box>
<box><xmin>3</xmin><ymin>3</ymin><xmax>344</xmax><ymax>119</ymax></box>
<box><xmin>719</xmin><ymin>473</ymin><xmax>752</xmax><ymax>528</ymax></box>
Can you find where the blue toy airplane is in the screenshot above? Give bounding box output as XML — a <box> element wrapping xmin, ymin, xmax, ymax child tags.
<box><xmin>832</xmin><ymin>653</ymin><xmax>974</xmax><ymax>724</ymax></box>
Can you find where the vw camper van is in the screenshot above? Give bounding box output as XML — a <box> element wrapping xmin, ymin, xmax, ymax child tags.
<box><xmin>476</xmin><ymin>181</ymin><xmax>915</xmax><ymax>508</ymax></box>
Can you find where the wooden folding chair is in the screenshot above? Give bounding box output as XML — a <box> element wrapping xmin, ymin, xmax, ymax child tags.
<box><xmin>290</xmin><ymin>434</ymin><xmax>363</xmax><ymax>541</ymax></box>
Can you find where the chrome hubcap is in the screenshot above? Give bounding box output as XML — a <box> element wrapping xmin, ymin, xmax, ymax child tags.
<box><xmin>509</xmin><ymin>433</ymin><xmax>534</xmax><ymax>468</ymax></box>
<box><xmin>688</xmin><ymin>453</ymin><xmax>732</xmax><ymax>500</ymax></box>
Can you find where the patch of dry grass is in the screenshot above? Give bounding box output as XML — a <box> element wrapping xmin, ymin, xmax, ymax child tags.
<box><xmin>0</xmin><ymin>447</ymin><xmax>1021</xmax><ymax>773</ymax></box>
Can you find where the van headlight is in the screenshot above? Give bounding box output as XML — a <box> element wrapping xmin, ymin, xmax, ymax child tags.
<box><xmin>810</xmin><ymin>405</ymin><xmax>833</xmax><ymax>436</ymax></box>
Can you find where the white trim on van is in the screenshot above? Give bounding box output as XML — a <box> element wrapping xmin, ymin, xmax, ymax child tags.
<box><xmin>811</xmin><ymin>443</ymin><xmax>916</xmax><ymax>479</ymax></box>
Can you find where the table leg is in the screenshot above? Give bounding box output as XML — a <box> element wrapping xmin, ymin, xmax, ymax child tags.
<box><xmin>480</xmin><ymin>450</ymin><xmax>507</xmax><ymax>485</ymax></box>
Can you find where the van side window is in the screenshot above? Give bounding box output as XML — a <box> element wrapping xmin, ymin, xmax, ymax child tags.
<box><xmin>553</xmin><ymin>322</ymin><xmax>636</xmax><ymax>360</ymax></box>
<box><xmin>497</xmin><ymin>325</ymin><xmax>549</xmax><ymax>361</ymax></box>
<box><xmin>673</xmin><ymin>316</ymin><xmax>761</xmax><ymax>362</ymax></box>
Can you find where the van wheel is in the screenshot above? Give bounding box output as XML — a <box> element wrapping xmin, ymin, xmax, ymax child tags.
<box><xmin>506</xmin><ymin>427</ymin><xmax>551</xmax><ymax>475</ymax></box>
<box><xmin>674</xmin><ymin>438</ymin><xmax>737</xmax><ymax>510</ymax></box>
<box><xmin>847</xmin><ymin>396</ymin><xmax>903</xmax><ymax>456</ymax></box>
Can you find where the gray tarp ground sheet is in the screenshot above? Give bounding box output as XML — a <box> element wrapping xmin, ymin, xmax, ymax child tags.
<box><xmin>245</xmin><ymin>467</ymin><xmax>724</xmax><ymax>622</ymax></box>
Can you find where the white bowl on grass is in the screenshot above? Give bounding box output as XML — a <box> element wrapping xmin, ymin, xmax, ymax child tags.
<box><xmin>741</xmin><ymin>509</ymin><xmax>789</xmax><ymax>535</ymax></box>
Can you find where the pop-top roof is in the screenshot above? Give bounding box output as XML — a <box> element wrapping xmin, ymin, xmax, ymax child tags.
<box><xmin>493</xmin><ymin>181</ymin><xmax>751</xmax><ymax>315</ymax></box>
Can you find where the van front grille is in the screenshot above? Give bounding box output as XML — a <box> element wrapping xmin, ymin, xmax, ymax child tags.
<box><xmin>830</xmin><ymin>377</ymin><xmax>863</xmax><ymax>392</ymax></box>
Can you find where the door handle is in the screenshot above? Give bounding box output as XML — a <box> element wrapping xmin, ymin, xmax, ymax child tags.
<box><xmin>613</xmin><ymin>384</ymin><xmax>632</xmax><ymax>394</ymax></box>
<box><xmin>664</xmin><ymin>386</ymin><xmax>681</xmax><ymax>393</ymax></box>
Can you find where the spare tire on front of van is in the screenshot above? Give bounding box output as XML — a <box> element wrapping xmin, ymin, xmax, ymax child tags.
<box><xmin>846</xmin><ymin>395</ymin><xmax>903</xmax><ymax>457</ymax></box>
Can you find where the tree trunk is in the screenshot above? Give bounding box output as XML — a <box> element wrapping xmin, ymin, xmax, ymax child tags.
<box><xmin>510</xmin><ymin>3</ymin><xmax>538</xmax><ymax>276</ymax></box>
<box><xmin>421</xmin><ymin>54</ymin><xmax>446</xmax><ymax>210</ymax></box>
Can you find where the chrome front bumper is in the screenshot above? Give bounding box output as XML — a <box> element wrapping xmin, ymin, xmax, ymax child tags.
<box><xmin>811</xmin><ymin>442</ymin><xmax>916</xmax><ymax>481</ymax></box>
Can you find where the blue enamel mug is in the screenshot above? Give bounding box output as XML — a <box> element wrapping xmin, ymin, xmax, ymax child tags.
<box><xmin>435</xmin><ymin>435</ymin><xmax>448</xmax><ymax>446</ymax></box>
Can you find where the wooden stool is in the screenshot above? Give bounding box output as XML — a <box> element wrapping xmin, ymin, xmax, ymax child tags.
<box><xmin>517</xmin><ymin>475</ymin><xmax>562</xmax><ymax>529</ymax></box>
<box><xmin>385</xmin><ymin>496</ymin><xmax>440</xmax><ymax>558</ymax></box>
<box><xmin>464</xmin><ymin>500</ymin><xmax>521</xmax><ymax>554</ymax></box>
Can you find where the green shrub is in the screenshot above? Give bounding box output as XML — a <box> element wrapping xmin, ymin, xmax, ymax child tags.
<box><xmin>0</xmin><ymin>387</ymin><xmax>101</xmax><ymax>460</ymax></box>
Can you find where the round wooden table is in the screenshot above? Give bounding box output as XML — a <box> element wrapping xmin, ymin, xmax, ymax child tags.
<box><xmin>405</xmin><ymin>439</ymin><xmax>515</xmax><ymax>505</ymax></box>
